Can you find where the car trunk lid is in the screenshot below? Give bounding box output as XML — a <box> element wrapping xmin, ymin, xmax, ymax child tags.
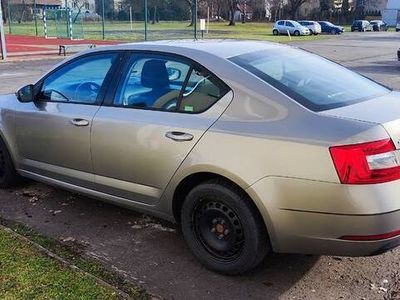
<box><xmin>321</xmin><ymin>91</ymin><xmax>400</xmax><ymax>149</ymax></box>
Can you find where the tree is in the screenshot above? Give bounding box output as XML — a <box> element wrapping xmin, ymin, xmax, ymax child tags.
<box><xmin>342</xmin><ymin>0</ymin><xmax>349</xmax><ymax>12</ymax></box>
<box><xmin>287</xmin><ymin>0</ymin><xmax>306</xmax><ymax>19</ymax></box>
<box><xmin>71</xmin><ymin>0</ymin><xmax>89</xmax><ymax>23</ymax></box>
<box><xmin>227</xmin><ymin>0</ymin><xmax>237</xmax><ymax>25</ymax></box>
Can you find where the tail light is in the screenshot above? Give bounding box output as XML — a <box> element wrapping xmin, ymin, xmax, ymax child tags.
<box><xmin>329</xmin><ymin>139</ymin><xmax>400</xmax><ymax>184</ymax></box>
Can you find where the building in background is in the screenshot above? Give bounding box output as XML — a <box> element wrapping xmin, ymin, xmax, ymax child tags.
<box><xmin>383</xmin><ymin>0</ymin><xmax>400</xmax><ymax>25</ymax></box>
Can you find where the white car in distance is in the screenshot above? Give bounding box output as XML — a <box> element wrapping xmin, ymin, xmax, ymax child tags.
<box><xmin>298</xmin><ymin>20</ymin><xmax>322</xmax><ymax>35</ymax></box>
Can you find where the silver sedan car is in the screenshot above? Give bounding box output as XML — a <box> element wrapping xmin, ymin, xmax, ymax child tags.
<box><xmin>1</xmin><ymin>40</ymin><xmax>400</xmax><ymax>275</ymax></box>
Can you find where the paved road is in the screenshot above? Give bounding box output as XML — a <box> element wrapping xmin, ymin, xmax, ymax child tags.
<box><xmin>0</xmin><ymin>32</ymin><xmax>400</xmax><ymax>300</ymax></box>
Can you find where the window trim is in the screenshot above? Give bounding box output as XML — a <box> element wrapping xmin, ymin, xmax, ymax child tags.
<box><xmin>33</xmin><ymin>50</ymin><xmax>124</xmax><ymax>106</ymax></box>
<box><xmin>102</xmin><ymin>50</ymin><xmax>231</xmax><ymax>115</ymax></box>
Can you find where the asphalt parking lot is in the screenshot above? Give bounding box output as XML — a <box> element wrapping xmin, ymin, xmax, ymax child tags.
<box><xmin>0</xmin><ymin>31</ymin><xmax>400</xmax><ymax>299</ymax></box>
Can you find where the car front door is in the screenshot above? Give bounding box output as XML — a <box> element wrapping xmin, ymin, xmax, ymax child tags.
<box><xmin>90</xmin><ymin>52</ymin><xmax>233</xmax><ymax>205</ymax></box>
<box><xmin>277</xmin><ymin>21</ymin><xmax>285</xmax><ymax>33</ymax></box>
<box><xmin>285</xmin><ymin>21</ymin><xmax>295</xmax><ymax>34</ymax></box>
<box><xmin>15</xmin><ymin>52</ymin><xmax>121</xmax><ymax>188</ymax></box>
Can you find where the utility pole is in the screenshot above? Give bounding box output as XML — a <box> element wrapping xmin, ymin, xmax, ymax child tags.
<box><xmin>193</xmin><ymin>0</ymin><xmax>197</xmax><ymax>39</ymax></box>
<box><xmin>102</xmin><ymin>0</ymin><xmax>105</xmax><ymax>40</ymax></box>
<box><xmin>34</xmin><ymin>0</ymin><xmax>38</xmax><ymax>36</ymax></box>
<box><xmin>144</xmin><ymin>0</ymin><xmax>147</xmax><ymax>41</ymax></box>
<box><xmin>0</xmin><ymin>0</ymin><xmax>7</xmax><ymax>60</ymax></box>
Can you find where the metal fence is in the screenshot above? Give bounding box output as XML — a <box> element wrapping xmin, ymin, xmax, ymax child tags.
<box><xmin>4</xmin><ymin>0</ymin><xmax>199</xmax><ymax>41</ymax></box>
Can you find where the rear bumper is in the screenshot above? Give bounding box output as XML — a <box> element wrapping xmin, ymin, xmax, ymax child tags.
<box><xmin>247</xmin><ymin>177</ymin><xmax>400</xmax><ymax>256</ymax></box>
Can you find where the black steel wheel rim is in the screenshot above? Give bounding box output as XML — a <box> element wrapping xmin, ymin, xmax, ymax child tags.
<box><xmin>193</xmin><ymin>199</ymin><xmax>244</xmax><ymax>262</ymax></box>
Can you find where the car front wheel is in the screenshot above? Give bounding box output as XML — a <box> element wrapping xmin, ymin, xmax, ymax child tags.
<box><xmin>181</xmin><ymin>180</ymin><xmax>269</xmax><ymax>275</ymax></box>
<box><xmin>0</xmin><ymin>139</ymin><xmax>21</xmax><ymax>188</ymax></box>
<box><xmin>293</xmin><ymin>30</ymin><xmax>300</xmax><ymax>36</ymax></box>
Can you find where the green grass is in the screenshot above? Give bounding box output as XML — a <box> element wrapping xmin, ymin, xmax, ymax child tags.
<box><xmin>0</xmin><ymin>226</ymin><xmax>120</xmax><ymax>299</ymax></box>
<box><xmin>6</xmin><ymin>20</ymin><xmax>325</xmax><ymax>43</ymax></box>
<box><xmin>0</xmin><ymin>219</ymin><xmax>148</xmax><ymax>299</ymax></box>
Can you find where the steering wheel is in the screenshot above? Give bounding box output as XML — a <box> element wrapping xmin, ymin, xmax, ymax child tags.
<box><xmin>74</xmin><ymin>82</ymin><xmax>100</xmax><ymax>102</ymax></box>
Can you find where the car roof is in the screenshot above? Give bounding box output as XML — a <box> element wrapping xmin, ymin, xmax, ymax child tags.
<box><xmin>92</xmin><ymin>40</ymin><xmax>288</xmax><ymax>59</ymax></box>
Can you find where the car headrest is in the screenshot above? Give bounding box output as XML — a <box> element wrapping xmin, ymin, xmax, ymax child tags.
<box><xmin>141</xmin><ymin>59</ymin><xmax>169</xmax><ymax>89</ymax></box>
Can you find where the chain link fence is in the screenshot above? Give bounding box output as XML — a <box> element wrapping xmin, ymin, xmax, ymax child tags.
<box><xmin>3</xmin><ymin>0</ymin><xmax>199</xmax><ymax>41</ymax></box>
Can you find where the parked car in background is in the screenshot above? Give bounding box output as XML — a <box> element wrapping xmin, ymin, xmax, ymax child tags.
<box><xmin>318</xmin><ymin>21</ymin><xmax>344</xmax><ymax>34</ymax></box>
<box><xmin>370</xmin><ymin>20</ymin><xmax>388</xmax><ymax>31</ymax></box>
<box><xmin>272</xmin><ymin>20</ymin><xmax>310</xmax><ymax>36</ymax></box>
<box><xmin>396</xmin><ymin>22</ymin><xmax>400</xmax><ymax>32</ymax></box>
<box><xmin>397</xmin><ymin>48</ymin><xmax>400</xmax><ymax>61</ymax></box>
<box><xmin>298</xmin><ymin>20</ymin><xmax>322</xmax><ymax>35</ymax></box>
<box><xmin>351</xmin><ymin>20</ymin><xmax>373</xmax><ymax>32</ymax></box>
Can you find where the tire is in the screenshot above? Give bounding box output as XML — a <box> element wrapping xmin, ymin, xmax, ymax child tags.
<box><xmin>272</xmin><ymin>29</ymin><xmax>279</xmax><ymax>36</ymax></box>
<box><xmin>331</xmin><ymin>29</ymin><xmax>336</xmax><ymax>35</ymax></box>
<box><xmin>309</xmin><ymin>29</ymin><xmax>314</xmax><ymax>35</ymax></box>
<box><xmin>0</xmin><ymin>139</ymin><xmax>21</xmax><ymax>188</ymax></box>
<box><xmin>293</xmin><ymin>30</ymin><xmax>300</xmax><ymax>36</ymax></box>
<box><xmin>181</xmin><ymin>180</ymin><xmax>269</xmax><ymax>275</ymax></box>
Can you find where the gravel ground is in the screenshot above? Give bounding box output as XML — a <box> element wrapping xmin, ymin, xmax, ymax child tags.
<box><xmin>0</xmin><ymin>31</ymin><xmax>400</xmax><ymax>299</ymax></box>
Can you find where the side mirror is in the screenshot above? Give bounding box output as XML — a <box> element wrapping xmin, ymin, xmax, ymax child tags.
<box><xmin>16</xmin><ymin>84</ymin><xmax>35</xmax><ymax>103</ymax></box>
<box><xmin>167</xmin><ymin>67</ymin><xmax>181</xmax><ymax>81</ymax></box>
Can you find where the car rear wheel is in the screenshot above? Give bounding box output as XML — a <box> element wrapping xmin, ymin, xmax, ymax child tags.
<box><xmin>309</xmin><ymin>29</ymin><xmax>314</xmax><ymax>35</ymax></box>
<box><xmin>272</xmin><ymin>29</ymin><xmax>279</xmax><ymax>36</ymax></box>
<box><xmin>0</xmin><ymin>139</ymin><xmax>21</xmax><ymax>188</ymax></box>
<box><xmin>181</xmin><ymin>180</ymin><xmax>269</xmax><ymax>275</ymax></box>
<box><xmin>293</xmin><ymin>30</ymin><xmax>300</xmax><ymax>36</ymax></box>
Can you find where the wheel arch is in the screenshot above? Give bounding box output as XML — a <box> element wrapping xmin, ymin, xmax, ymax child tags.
<box><xmin>171</xmin><ymin>172</ymin><xmax>267</xmax><ymax>231</ymax></box>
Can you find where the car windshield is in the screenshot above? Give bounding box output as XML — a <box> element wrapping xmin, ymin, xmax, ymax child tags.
<box><xmin>230</xmin><ymin>49</ymin><xmax>390</xmax><ymax>111</ymax></box>
<box><xmin>291</xmin><ymin>21</ymin><xmax>302</xmax><ymax>27</ymax></box>
<box><xmin>322</xmin><ymin>21</ymin><xmax>333</xmax><ymax>26</ymax></box>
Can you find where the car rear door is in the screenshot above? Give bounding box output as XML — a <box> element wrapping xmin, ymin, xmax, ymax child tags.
<box><xmin>15</xmin><ymin>51</ymin><xmax>122</xmax><ymax>188</ymax></box>
<box><xmin>90</xmin><ymin>51</ymin><xmax>233</xmax><ymax>205</ymax></box>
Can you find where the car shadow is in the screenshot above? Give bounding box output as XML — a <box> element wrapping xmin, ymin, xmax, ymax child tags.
<box><xmin>349</xmin><ymin>60</ymin><xmax>400</xmax><ymax>76</ymax></box>
<box><xmin>0</xmin><ymin>182</ymin><xmax>318</xmax><ymax>300</ymax></box>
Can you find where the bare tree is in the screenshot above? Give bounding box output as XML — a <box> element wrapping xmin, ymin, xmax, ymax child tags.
<box><xmin>227</xmin><ymin>0</ymin><xmax>237</xmax><ymax>25</ymax></box>
<box><xmin>287</xmin><ymin>0</ymin><xmax>307</xmax><ymax>19</ymax></box>
<box><xmin>71</xmin><ymin>0</ymin><xmax>89</xmax><ymax>23</ymax></box>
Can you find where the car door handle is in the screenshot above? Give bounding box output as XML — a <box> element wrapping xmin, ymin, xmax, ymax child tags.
<box><xmin>71</xmin><ymin>118</ymin><xmax>89</xmax><ymax>127</ymax></box>
<box><xmin>165</xmin><ymin>131</ymin><xmax>194</xmax><ymax>142</ymax></box>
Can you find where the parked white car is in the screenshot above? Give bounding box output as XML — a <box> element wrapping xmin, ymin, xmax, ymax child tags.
<box><xmin>298</xmin><ymin>20</ymin><xmax>322</xmax><ymax>35</ymax></box>
<box><xmin>396</xmin><ymin>22</ymin><xmax>400</xmax><ymax>32</ymax></box>
<box><xmin>272</xmin><ymin>20</ymin><xmax>310</xmax><ymax>36</ymax></box>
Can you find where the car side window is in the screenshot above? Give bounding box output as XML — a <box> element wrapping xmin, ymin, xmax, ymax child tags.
<box><xmin>277</xmin><ymin>21</ymin><xmax>284</xmax><ymax>26</ymax></box>
<box><xmin>286</xmin><ymin>21</ymin><xmax>294</xmax><ymax>27</ymax></box>
<box><xmin>38</xmin><ymin>53</ymin><xmax>118</xmax><ymax>104</ymax></box>
<box><xmin>114</xmin><ymin>54</ymin><xmax>229</xmax><ymax>113</ymax></box>
<box><xmin>178</xmin><ymin>67</ymin><xmax>228</xmax><ymax>113</ymax></box>
<box><xmin>114</xmin><ymin>55</ymin><xmax>190</xmax><ymax>110</ymax></box>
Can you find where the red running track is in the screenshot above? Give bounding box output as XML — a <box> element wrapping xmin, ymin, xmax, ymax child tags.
<box><xmin>3</xmin><ymin>34</ymin><xmax>120</xmax><ymax>53</ymax></box>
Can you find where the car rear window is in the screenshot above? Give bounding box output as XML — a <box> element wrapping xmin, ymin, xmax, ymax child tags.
<box><xmin>230</xmin><ymin>49</ymin><xmax>390</xmax><ymax>112</ymax></box>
